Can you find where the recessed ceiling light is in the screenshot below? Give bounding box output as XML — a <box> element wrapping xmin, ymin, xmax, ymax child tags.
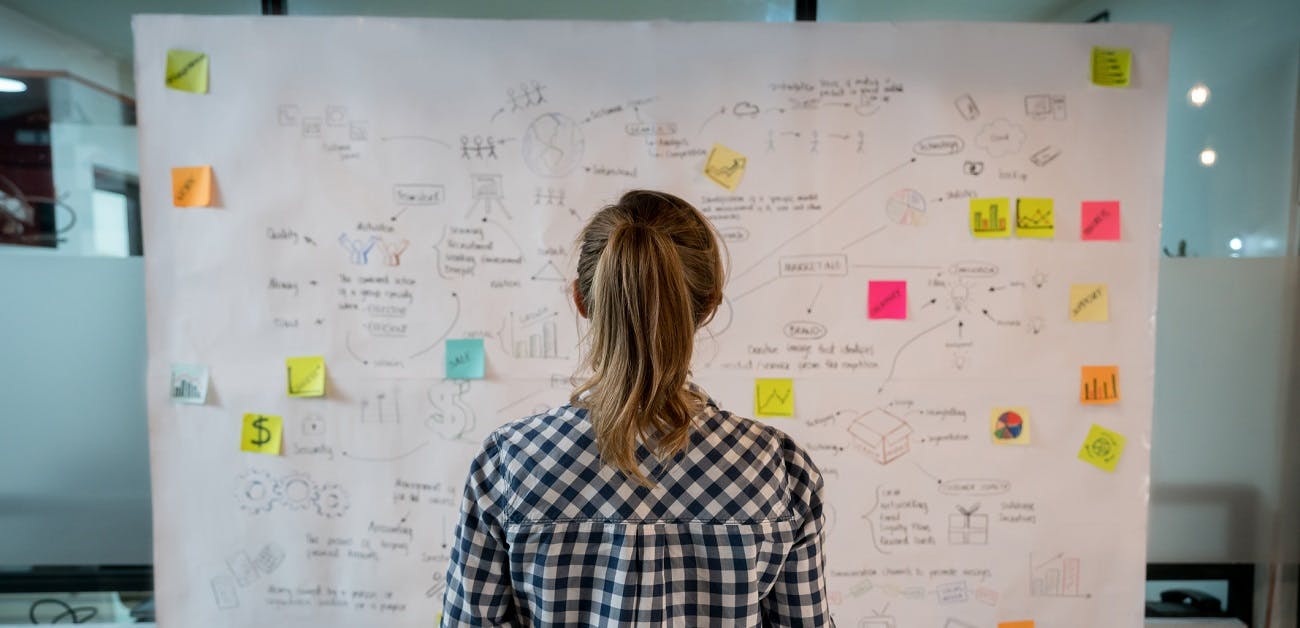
<box><xmin>0</xmin><ymin>77</ymin><xmax>28</xmax><ymax>93</ymax></box>
<box><xmin>1187</xmin><ymin>83</ymin><xmax>1210</xmax><ymax>107</ymax></box>
<box><xmin>1199</xmin><ymin>148</ymin><xmax>1217</xmax><ymax>166</ymax></box>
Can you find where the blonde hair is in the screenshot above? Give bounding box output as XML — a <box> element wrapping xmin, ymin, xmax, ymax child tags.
<box><xmin>571</xmin><ymin>190</ymin><xmax>725</xmax><ymax>484</ymax></box>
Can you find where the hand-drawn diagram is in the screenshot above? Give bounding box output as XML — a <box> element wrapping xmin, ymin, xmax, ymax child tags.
<box><xmin>140</xmin><ymin>17</ymin><xmax>1163</xmax><ymax>628</ymax></box>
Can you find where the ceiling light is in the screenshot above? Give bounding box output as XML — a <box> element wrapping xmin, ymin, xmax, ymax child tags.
<box><xmin>1187</xmin><ymin>83</ymin><xmax>1210</xmax><ymax>107</ymax></box>
<box><xmin>1199</xmin><ymin>148</ymin><xmax>1217</xmax><ymax>166</ymax></box>
<box><xmin>0</xmin><ymin>77</ymin><xmax>27</xmax><ymax>93</ymax></box>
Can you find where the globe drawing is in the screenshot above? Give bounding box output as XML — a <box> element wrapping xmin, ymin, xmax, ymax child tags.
<box><xmin>522</xmin><ymin>113</ymin><xmax>585</xmax><ymax>177</ymax></box>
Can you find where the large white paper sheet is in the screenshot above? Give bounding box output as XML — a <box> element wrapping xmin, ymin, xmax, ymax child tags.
<box><xmin>135</xmin><ymin>16</ymin><xmax>1167</xmax><ymax>626</ymax></box>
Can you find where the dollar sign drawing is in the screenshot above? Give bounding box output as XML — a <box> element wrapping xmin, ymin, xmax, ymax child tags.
<box><xmin>250</xmin><ymin>416</ymin><xmax>272</xmax><ymax>447</ymax></box>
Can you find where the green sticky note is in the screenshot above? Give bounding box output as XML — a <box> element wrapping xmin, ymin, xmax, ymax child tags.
<box><xmin>754</xmin><ymin>378</ymin><xmax>794</xmax><ymax>417</ymax></box>
<box><xmin>1078</xmin><ymin>424</ymin><xmax>1126</xmax><ymax>472</ymax></box>
<box><xmin>286</xmin><ymin>356</ymin><xmax>326</xmax><ymax>397</ymax></box>
<box><xmin>166</xmin><ymin>49</ymin><xmax>209</xmax><ymax>93</ymax></box>
<box><xmin>446</xmin><ymin>338</ymin><xmax>485</xmax><ymax>379</ymax></box>
<box><xmin>1091</xmin><ymin>46</ymin><xmax>1132</xmax><ymax>87</ymax></box>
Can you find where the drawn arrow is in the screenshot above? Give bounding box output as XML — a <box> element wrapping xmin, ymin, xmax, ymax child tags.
<box><xmin>303</xmin><ymin>236</ymin><xmax>317</xmax><ymax>246</ymax></box>
<box><xmin>390</xmin><ymin>207</ymin><xmax>409</xmax><ymax>222</ymax></box>
<box><xmin>958</xmin><ymin>320</ymin><xmax>965</xmax><ymax>338</ymax></box>
<box><xmin>409</xmin><ymin>292</ymin><xmax>462</xmax><ymax>359</ymax></box>
<box><xmin>987</xmin><ymin>285</ymin><xmax>1007</xmax><ymax>292</ymax></box>
<box><xmin>806</xmin><ymin>283</ymin><xmax>823</xmax><ymax>314</ymax></box>
<box><xmin>380</xmin><ymin>135</ymin><xmax>451</xmax><ymax>149</ymax></box>
<box><xmin>398</xmin><ymin>511</ymin><xmax>411</xmax><ymax>525</ymax></box>
<box><xmin>920</xmin><ymin>297</ymin><xmax>938</xmax><ymax>309</ymax></box>
<box><xmin>912</xmin><ymin>460</ymin><xmax>943</xmax><ymax>484</ymax></box>
<box><xmin>345</xmin><ymin>331</ymin><xmax>369</xmax><ymax>366</ymax></box>
<box><xmin>733</xmin><ymin>156</ymin><xmax>917</xmax><ymax>282</ymax></box>
<box><xmin>879</xmin><ymin>314</ymin><xmax>956</xmax><ymax>392</ymax></box>
<box><xmin>490</xmin><ymin>107</ymin><xmax>505</xmax><ymax>122</ymax></box>
<box><xmin>341</xmin><ymin>441</ymin><xmax>429</xmax><ymax>462</ymax></box>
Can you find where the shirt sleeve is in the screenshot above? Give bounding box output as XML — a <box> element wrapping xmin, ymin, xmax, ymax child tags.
<box><xmin>761</xmin><ymin>439</ymin><xmax>834</xmax><ymax>627</ymax></box>
<box><xmin>442</xmin><ymin>432</ymin><xmax>521</xmax><ymax>627</ymax></box>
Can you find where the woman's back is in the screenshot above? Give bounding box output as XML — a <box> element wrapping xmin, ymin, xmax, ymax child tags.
<box><xmin>442</xmin><ymin>386</ymin><xmax>831</xmax><ymax>626</ymax></box>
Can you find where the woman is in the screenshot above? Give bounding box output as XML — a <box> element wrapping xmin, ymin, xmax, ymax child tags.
<box><xmin>443</xmin><ymin>190</ymin><xmax>832</xmax><ymax>626</ymax></box>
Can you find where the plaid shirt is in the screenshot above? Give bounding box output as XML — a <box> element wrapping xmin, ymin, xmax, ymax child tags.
<box><xmin>442</xmin><ymin>386</ymin><xmax>833</xmax><ymax>626</ymax></box>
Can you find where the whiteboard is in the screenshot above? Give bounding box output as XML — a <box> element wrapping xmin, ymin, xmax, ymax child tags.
<box><xmin>134</xmin><ymin>16</ymin><xmax>1168</xmax><ymax>627</ymax></box>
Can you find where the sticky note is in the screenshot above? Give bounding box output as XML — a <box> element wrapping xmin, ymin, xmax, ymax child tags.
<box><xmin>999</xmin><ymin>622</ymin><xmax>1035</xmax><ymax>628</ymax></box>
<box><xmin>286</xmin><ymin>356</ymin><xmax>326</xmax><ymax>397</ymax></box>
<box><xmin>1015</xmin><ymin>198</ymin><xmax>1054</xmax><ymax>238</ymax></box>
<box><xmin>1069</xmin><ymin>284</ymin><xmax>1109</xmax><ymax>322</ymax></box>
<box><xmin>165</xmin><ymin>49</ymin><xmax>209</xmax><ymax>93</ymax></box>
<box><xmin>1091</xmin><ymin>46</ymin><xmax>1132</xmax><ymax>87</ymax></box>
<box><xmin>990</xmin><ymin>407</ymin><xmax>1031</xmax><ymax>445</ymax></box>
<box><xmin>868</xmin><ymin>281</ymin><xmax>907</xmax><ymax>319</ymax></box>
<box><xmin>172</xmin><ymin>166</ymin><xmax>213</xmax><ymax>207</ymax></box>
<box><xmin>704</xmin><ymin>143</ymin><xmax>747</xmax><ymax>191</ymax></box>
<box><xmin>241</xmin><ymin>413</ymin><xmax>282</xmax><ymax>455</ymax></box>
<box><xmin>754</xmin><ymin>378</ymin><xmax>794</xmax><ymax>417</ymax></box>
<box><xmin>1078</xmin><ymin>424</ymin><xmax>1126</xmax><ymax>471</ymax></box>
<box><xmin>970</xmin><ymin>198</ymin><xmax>1011</xmax><ymax>238</ymax></box>
<box><xmin>1080</xmin><ymin>365</ymin><xmax>1120</xmax><ymax>404</ymax></box>
<box><xmin>445</xmin><ymin>338</ymin><xmax>485</xmax><ymax>379</ymax></box>
<box><xmin>1082</xmin><ymin>201</ymin><xmax>1121</xmax><ymax>240</ymax></box>
<box><xmin>170</xmin><ymin>363</ymin><xmax>209</xmax><ymax>405</ymax></box>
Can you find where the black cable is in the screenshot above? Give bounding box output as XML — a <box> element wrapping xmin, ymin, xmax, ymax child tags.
<box><xmin>27</xmin><ymin>598</ymin><xmax>98</xmax><ymax>623</ymax></box>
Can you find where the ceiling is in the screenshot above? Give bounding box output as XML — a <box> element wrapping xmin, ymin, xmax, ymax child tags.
<box><xmin>0</xmin><ymin>0</ymin><xmax>1092</xmax><ymax>63</ymax></box>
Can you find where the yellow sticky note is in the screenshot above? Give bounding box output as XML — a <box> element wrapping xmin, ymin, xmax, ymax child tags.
<box><xmin>286</xmin><ymin>356</ymin><xmax>326</xmax><ymax>397</ymax></box>
<box><xmin>165</xmin><ymin>49</ymin><xmax>209</xmax><ymax>93</ymax></box>
<box><xmin>704</xmin><ymin>143</ymin><xmax>747</xmax><ymax>191</ymax></box>
<box><xmin>1078</xmin><ymin>424</ymin><xmax>1126</xmax><ymax>472</ymax></box>
<box><xmin>1080</xmin><ymin>365</ymin><xmax>1120</xmax><ymax>404</ymax></box>
<box><xmin>1069</xmin><ymin>284</ymin><xmax>1108</xmax><ymax>322</ymax></box>
<box><xmin>172</xmin><ymin>166</ymin><xmax>213</xmax><ymax>207</ymax></box>
<box><xmin>999</xmin><ymin>622</ymin><xmax>1035</xmax><ymax>628</ymax></box>
<box><xmin>970</xmin><ymin>198</ymin><xmax>1011</xmax><ymax>238</ymax></box>
<box><xmin>1091</xmin><ymin>46</ymin><xmax>1132</xmax><ymax>87</ymax></box>
<box><xmin>990</xmin><ymin>407</ymin><xmax>1030</xmax><ymax>445</ymax></box>
<box><xmin>241</xmin><ymin>413</ymin><xmax>282</xmax><ymax>455</ymax></box>
<box><xmin>754</xmin><ymin>378</ymin><xmax>794</xmax><ymax>417</ymax></box>
<box><xmin>1015</xmin><ymin>198</ymin><xmax>1054</xmax><ymax>238</ymax></box>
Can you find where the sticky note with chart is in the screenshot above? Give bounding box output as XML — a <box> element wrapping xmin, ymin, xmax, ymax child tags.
<box><xmin>136</xmin><ymin>17</ymin><xmax>1167</xmax><ymax>627</ymax></box>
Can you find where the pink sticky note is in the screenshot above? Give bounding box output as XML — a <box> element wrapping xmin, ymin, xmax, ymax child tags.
<box><xmin>868</xmin><ymin>281</ymin><xmax>907</xmax><ymax>319</ymax></box>
<box><xmin>1081</xmin><ymin>201</ymin><xmax>1121</xmax><ymax>241</ymax></box>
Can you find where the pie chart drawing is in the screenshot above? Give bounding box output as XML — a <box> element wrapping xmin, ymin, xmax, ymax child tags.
<box><xmin>886</xmin><ymin>188</ymin><xmax>927</xmax><ymax>225</ymax></box>
<box><xmin>994</xmin><ymin>411</ymin><xmax>1024</xmax><ymax>440</ymax></box>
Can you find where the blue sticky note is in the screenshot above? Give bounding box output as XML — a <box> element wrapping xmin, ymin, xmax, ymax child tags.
<box><xmin>445</xmin><ymin>338</ymin><xmax>485</xmax><ymax>379</ymax></box>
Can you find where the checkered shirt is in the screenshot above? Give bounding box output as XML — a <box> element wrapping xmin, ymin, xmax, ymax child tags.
<box><xmin>442</xmin><ymin>387</ymin><xmax>833</xmax><ymax>627</ymax></box>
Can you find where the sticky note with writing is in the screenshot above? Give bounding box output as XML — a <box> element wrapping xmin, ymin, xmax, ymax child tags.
<box><xmin>998</xmin><ymin>622</ymin><xmax>1035</xmax><ymax>628</ymax></box>
<box><xmin>241</xmin><ymin>413</ymin><xmax>282</xmax><ymax>455</ymax></box>
<box><xmin>1091</xmin><ymin>46</ymin><xmax>1132</xmax><ymax>87</ymax></box>
<box><xmin>990</xmin><ymin>407</ymin><xmax>1030</xmax><ymax>445</ymax></box>
<box><xmin>170</xmin><ymin>363</ymin><xmax>209</xmax><ymax>405</ymax></box>
<box><xmin>165</xmin><ymin>49</ymin><xmax>209</xmax><ymax>93</ymax></box>
<box><xmin>704</xmin><ymin>143</ymin><xmax>747</xmax><ymax>191</ymax></box>
<box><xmin>754</xmin><ymin>378</ymin><xmax>794</xmax><ymax>417</ymax></box>
<box><xmin>285</xmin><ymin>356</ymin><xmax>326</xmax><ymax>397</ymax></box>
<box><xmin>1082</xmin><ymin>201</ymin><xmax>1121</xmax><ymax>240</ymax></box>
<box><xmin>1015</xmin><ymin>197</ymin><xmax>1054</xmax><ymax>238</ymax></box>
<box><xmin>970</xmin><ymin>198</ymin><xmax>1012</xmax><ymax>238</ymax></box>
<box><xmin>172</xmin><ymin>166</ymin><xmax>213</xmax><ymax>207</ymax></box>
<box><xmin>1069</xmin><ymin>284</ymin><xmax>1108</xmax><ymax>322</ymax></box>
<box><xmin>1078</xmin><ymin>424</ymin><xmax>1126</xmax><ymax>472</ymax></box>
<box><xmin>867</xmin><ymin>281</ymin><xmax>907</xmax><ymax>319</ymax></box>
<box><xmin>1080</xmin><ymin>365</ymin><xmax>1120</xmax><ymax>404</ymax></box>
<box><xmin>445</xmin><ymin>338</ymin><xmax>485</xmax><ymax>379</ymax></box>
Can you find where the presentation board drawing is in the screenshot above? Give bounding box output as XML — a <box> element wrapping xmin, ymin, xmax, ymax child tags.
<box><xmin>136</xmin><ymin>17</ymin><xmax>1167</xmax><ymax>627</ymax></box>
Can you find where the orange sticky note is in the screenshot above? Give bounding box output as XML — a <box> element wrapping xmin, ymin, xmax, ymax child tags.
<box><xmin>172</xmin><ymin>166</ymin><xmax>212</xmax><ymax>207</ymax></box>
<box><xmin>999</xmin><ymin>622</ymin><xmax>1035</xmax><ymax>628</ymax></box>
<box><xmin>1080</xmin><ymin>365</ymin><xmax>1120</xmax><ymax>404</ymax></box>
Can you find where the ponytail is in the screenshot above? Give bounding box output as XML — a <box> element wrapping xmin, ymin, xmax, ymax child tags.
<box><xmin>571</xmin><ymin>191</ymin><xmax>724</xmax><ymax>485</ymax></box>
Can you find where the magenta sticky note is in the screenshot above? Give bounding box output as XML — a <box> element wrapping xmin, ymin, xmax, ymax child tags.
<box><xmin>868</xmin><ymin>281</ymin><xmax>907</xmax><ymax>319</ymax></box>
<box><xmin>1081</xmin><ymin>201</ymin><xmax>1121</xmax><ymax>241</ymax></box>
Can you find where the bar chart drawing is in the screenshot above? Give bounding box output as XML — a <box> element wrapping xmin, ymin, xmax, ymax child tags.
<box><xmin>970</xmin><ymin>198</ymin><xmax>1011</xmax><ymax>237</ymax></box>
<box><xmin>1080</xmin><ymin>365</ymin><xmax>1120</xmax><ymax>404</ymax></box>
<box><xmin>1030</xmin><ymin>552</ymin><xmax>1090</xmax><ymax>598</ymax></box>
<box><xmin>973</xmin><ymin>204</ymin><xmax>1005</xmax><ymax>233</ymax></box>
<box><xmin>504</xmin><ymin>310</ymin><xmax>563</xmax><ymax>360</ymax></box>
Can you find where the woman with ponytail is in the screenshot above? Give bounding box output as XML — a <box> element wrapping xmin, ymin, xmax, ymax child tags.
<box><xmin>443</xmin><ymin>190</ymin><xmax>833</xmax><ymax>626</ymax></box>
